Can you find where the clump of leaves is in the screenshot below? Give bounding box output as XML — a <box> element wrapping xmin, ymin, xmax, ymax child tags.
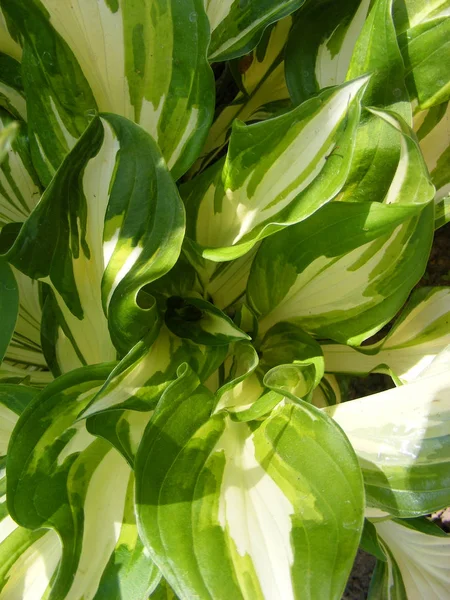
<box><xmin>0</xmin><ymin>1</ymin><xmax>449</xmax><ymax>599</ymax></box>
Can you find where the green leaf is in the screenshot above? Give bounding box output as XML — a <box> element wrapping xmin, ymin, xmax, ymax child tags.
<box><xmin>324</xmin><ymin>370</ymin><xmax>450</xmax><ymax>516</ymax></box>
<box><xmin>81</xmin><ymin>324</ymin><xmax>227</xmax><ymax>418</ymax></box>
<box><xmin>183</xmin><ymin>75</ymin><xmax>368</xmax><ymax>262</ymax></box>
<box><xmin>322</xmin><ymin>287</ymin><xmax>450</xmax><ymax>384</ymax></box>
<box><xmin>0</xmin><ymin>257</ymin><xmax>17</xmax><ymax>363</ymax></box>
<box><xmin>6</xmin><ymin>363</ymin><xmax>159</xmax><ymax>599</ymax></box>
<box><xmin>372</xmin><ymin>518</ymin><xmax>450</xmax><ymax>599</ymax></box>
<box><xmin>136</xmin><ymin>366</ymin><xmax>365</xmax><ymax>600</ymax></box>
<box><xmin>193</xmin><ymin>16</ymin><xmax>293</xmax><ymax>175</ymax></box>
<box><xmin>165</xmin><ymin>297</ymin><xmax>250</xmax><ymax>346</ymax></box>
<box><xmin>1</xmin><ymin>0</ymin><xmax>215</xmax><ymax>182</ymax></box>
<box><xmin>206</xmin><ymin>0</ymin><xmax>304</xmax><ymax>62</ymax></box>
<box><xmin>6</xmin><ymin>113</ymin><xmax>185</xmax><ymax>364</ymax></box>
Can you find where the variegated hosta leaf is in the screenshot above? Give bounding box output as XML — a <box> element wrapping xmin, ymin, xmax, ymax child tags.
<box><xmin>165</xmin><ymin>296</ymin><xmax>250</xmax><ymax>346</ymax></box>
<box><xmin>0</xmin><ymin>385</ymin><xmax>60</xmax><ymax>599</ymax></box>
<box><xmin>0</xmin><ymin>52</ymin><xmax>26</xmax><ymax>121</ymax></box>
<box><xmin>0</xmin><ymin>118</ymin><xmax>16</xmax><ymax>164</ymax></box>
<box><xmin>322</xmin><ymin>287</ymin><xmax>450</xmax><ymax>384</ymax></box>
<box><xmin>214</xmin><ymin>324</ymin><xmax>324</xmax><ymax>420</ymax></box>
<box><xmin>4</xmin><ymin>268</ymin><xmax>45</xmax><ymax>369</ymax></box>
<box><xmin>0</xmin><ymin>8</ymin><xmax>21</xmax><ymax>61</ymax></box>
<box><xmin>0</xmin><ymin>0</ymin><xmax>96</xmax><ymax>186</ymax></box>
<box><xmin>311</xmin><ymin>374</ymin><xmax>344</xmax><ymax>409</ymax></box>
<box><xmin>435</xmin><ymin>196</ymin><xmax>450</xmax><ymax>229</ymax></box>
<box><xmin>248</xmin><ymin>195</ymin><xmax>434</xmax><ymax>345</ymax></box>
<box><xmin>206</xmin><ymin>0</ymin><xmax>303</xmax><ymax>62</ymax></box>
<box><xmin>183</xmin><ymin>76</ymin><xmax>368</xmax><ymax>262</ymax></box>
<box><xmin>286</xmin><ymin>0</ymin><xmax>411</xmax><ymax>208</ymax></box>
<box><xmin>285</xmin><ymin>0</ymin><xmax>371</xmax><ymax>105</ymax></box>
<box><xmin>150</xmin><ymin>578</ymin><xmax>179</xmax><ymax>599</ymax></box>
<box><xmin>0</xmin><ymin>363</ymin><xmax>52</xmax><ymax>387</ymax></box>
<box><xmin>324</xmin><ymin>371</ymin><xmax>450</xmax><ymax>517</ymax></box>
<box><xmin>6</xmin><ymin>363</ymin><xmax>160</xmax><ymax>599</ymax></box>
<box><xmin>7</xmin><ymin>113</ymin><xmax>185</xmax><ymax>366</ymax></box>
<box><xmin>414</xmin><ymin>101</ymin><xmax>450</xmax><ymax>207</ymax></box>
<box><xmin>397</xmin><ymin>4</ymin><xmax>450</xmax><ymax>109</ymax></box>
<box><xmin>0</xmin><ymin>257</ymin><xmax>16</xmax><ymax>363</ymax></box>
<box><xmin>0</xmin><ymin>383</ymin><xmax>37</xmax><ymax>455</ymax></box>
<box><xmin>371</xmin><ymin>518</ymin><xmax>450</xmax><ymax>599</ymax></box>
<box><xmin>0</xmin><ymin>109</ymin><xmax>41</xmax><ymax>226</ymax></box>
<box><xmin>86</xmin><ymin>408</ymin><xmax>153</xmax><ymax>467</ymax></box>
<box><xmin>136</xmin><ymin>364</ymin><xmax>365</xmax><ymax>600</ymax></box>
<box><xmin>1</xmin><ymin>0</ymin><xmax>215</xmax><ymax>183</ymax></box>
<box><xmin>81</xmin><ymin>324</ymin><xmax>227</xmax><ymax>418</ymax></box>
<box><xmin>193</xmin><ymin>16</ymin><xmax>293</xmax><ymax>176</ymax></box>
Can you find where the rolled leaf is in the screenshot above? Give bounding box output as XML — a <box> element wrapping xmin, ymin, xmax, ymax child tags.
<box><xmin>206</xmin><ymin>0</ymin><xmax>303</xmax><ymax>61</ymax></box>
<box><xmin>136</xmin><ymin>365</ymin><xmax>365</xmax><ymax>600</ymax></box>
<box><xmin>184</xmin><ymin>76</ymin><xmax>368</xmax><ymax>261</ymax></box>
<box><xmin>324</xmin><ymin>371</ymin><xmax>450</xmax><ymax>516</ymax></box>
<box><xmin>6</xmin><ymin>113</ymin><xmax>185</xmax><ymax>364</ymax></box>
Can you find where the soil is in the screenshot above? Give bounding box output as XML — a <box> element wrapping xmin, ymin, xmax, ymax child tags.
<box><xmin>342</xmin><ymin>222</ymin><xmax>450</xmax><ymax>598</ymax></box>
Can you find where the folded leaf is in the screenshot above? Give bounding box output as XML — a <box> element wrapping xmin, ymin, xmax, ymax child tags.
<box><xmin>206</xmin><ymin>0</ymin><xmax>303</xmax><ymax>61</ymax></box>
<box><xmin>184</xmin><ymin>76</ymin><xmax>368</xmax><ymax>261</ymax></box>
<box><xmin>1</xmin><ymin>0</ymin><xmax>215</xmax><ymax>182</ymax></box>
<box><xmin>136</xmin><ymin>365</ymin><xmax>364</xmax><ymax>600</ymax></box>
<box><xmin>6</xmin><ymin>113</ymin><xmax>185</xmax><ymax>364</ymax></box>
<box><xmin>322</xmin><ymin>287</ymin><xmax>450</xmax><ymax>384</ymax></box>
<box><xmin>324</xmin><ymin>371</ymin><xmax>450</xmax><ymax>516</ymax></box>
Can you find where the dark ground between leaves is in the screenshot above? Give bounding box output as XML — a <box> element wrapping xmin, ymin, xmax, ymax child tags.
<box><xmin>341</xmin><ymin>222</ymin><xmax>450</xmax><ymax>598</ymax></box>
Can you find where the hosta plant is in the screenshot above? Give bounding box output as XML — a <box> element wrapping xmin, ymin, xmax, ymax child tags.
<box><xmin>0</xmin><ymin>0</ymin><xmax>450</xmax><ymax>599</ymax></box>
